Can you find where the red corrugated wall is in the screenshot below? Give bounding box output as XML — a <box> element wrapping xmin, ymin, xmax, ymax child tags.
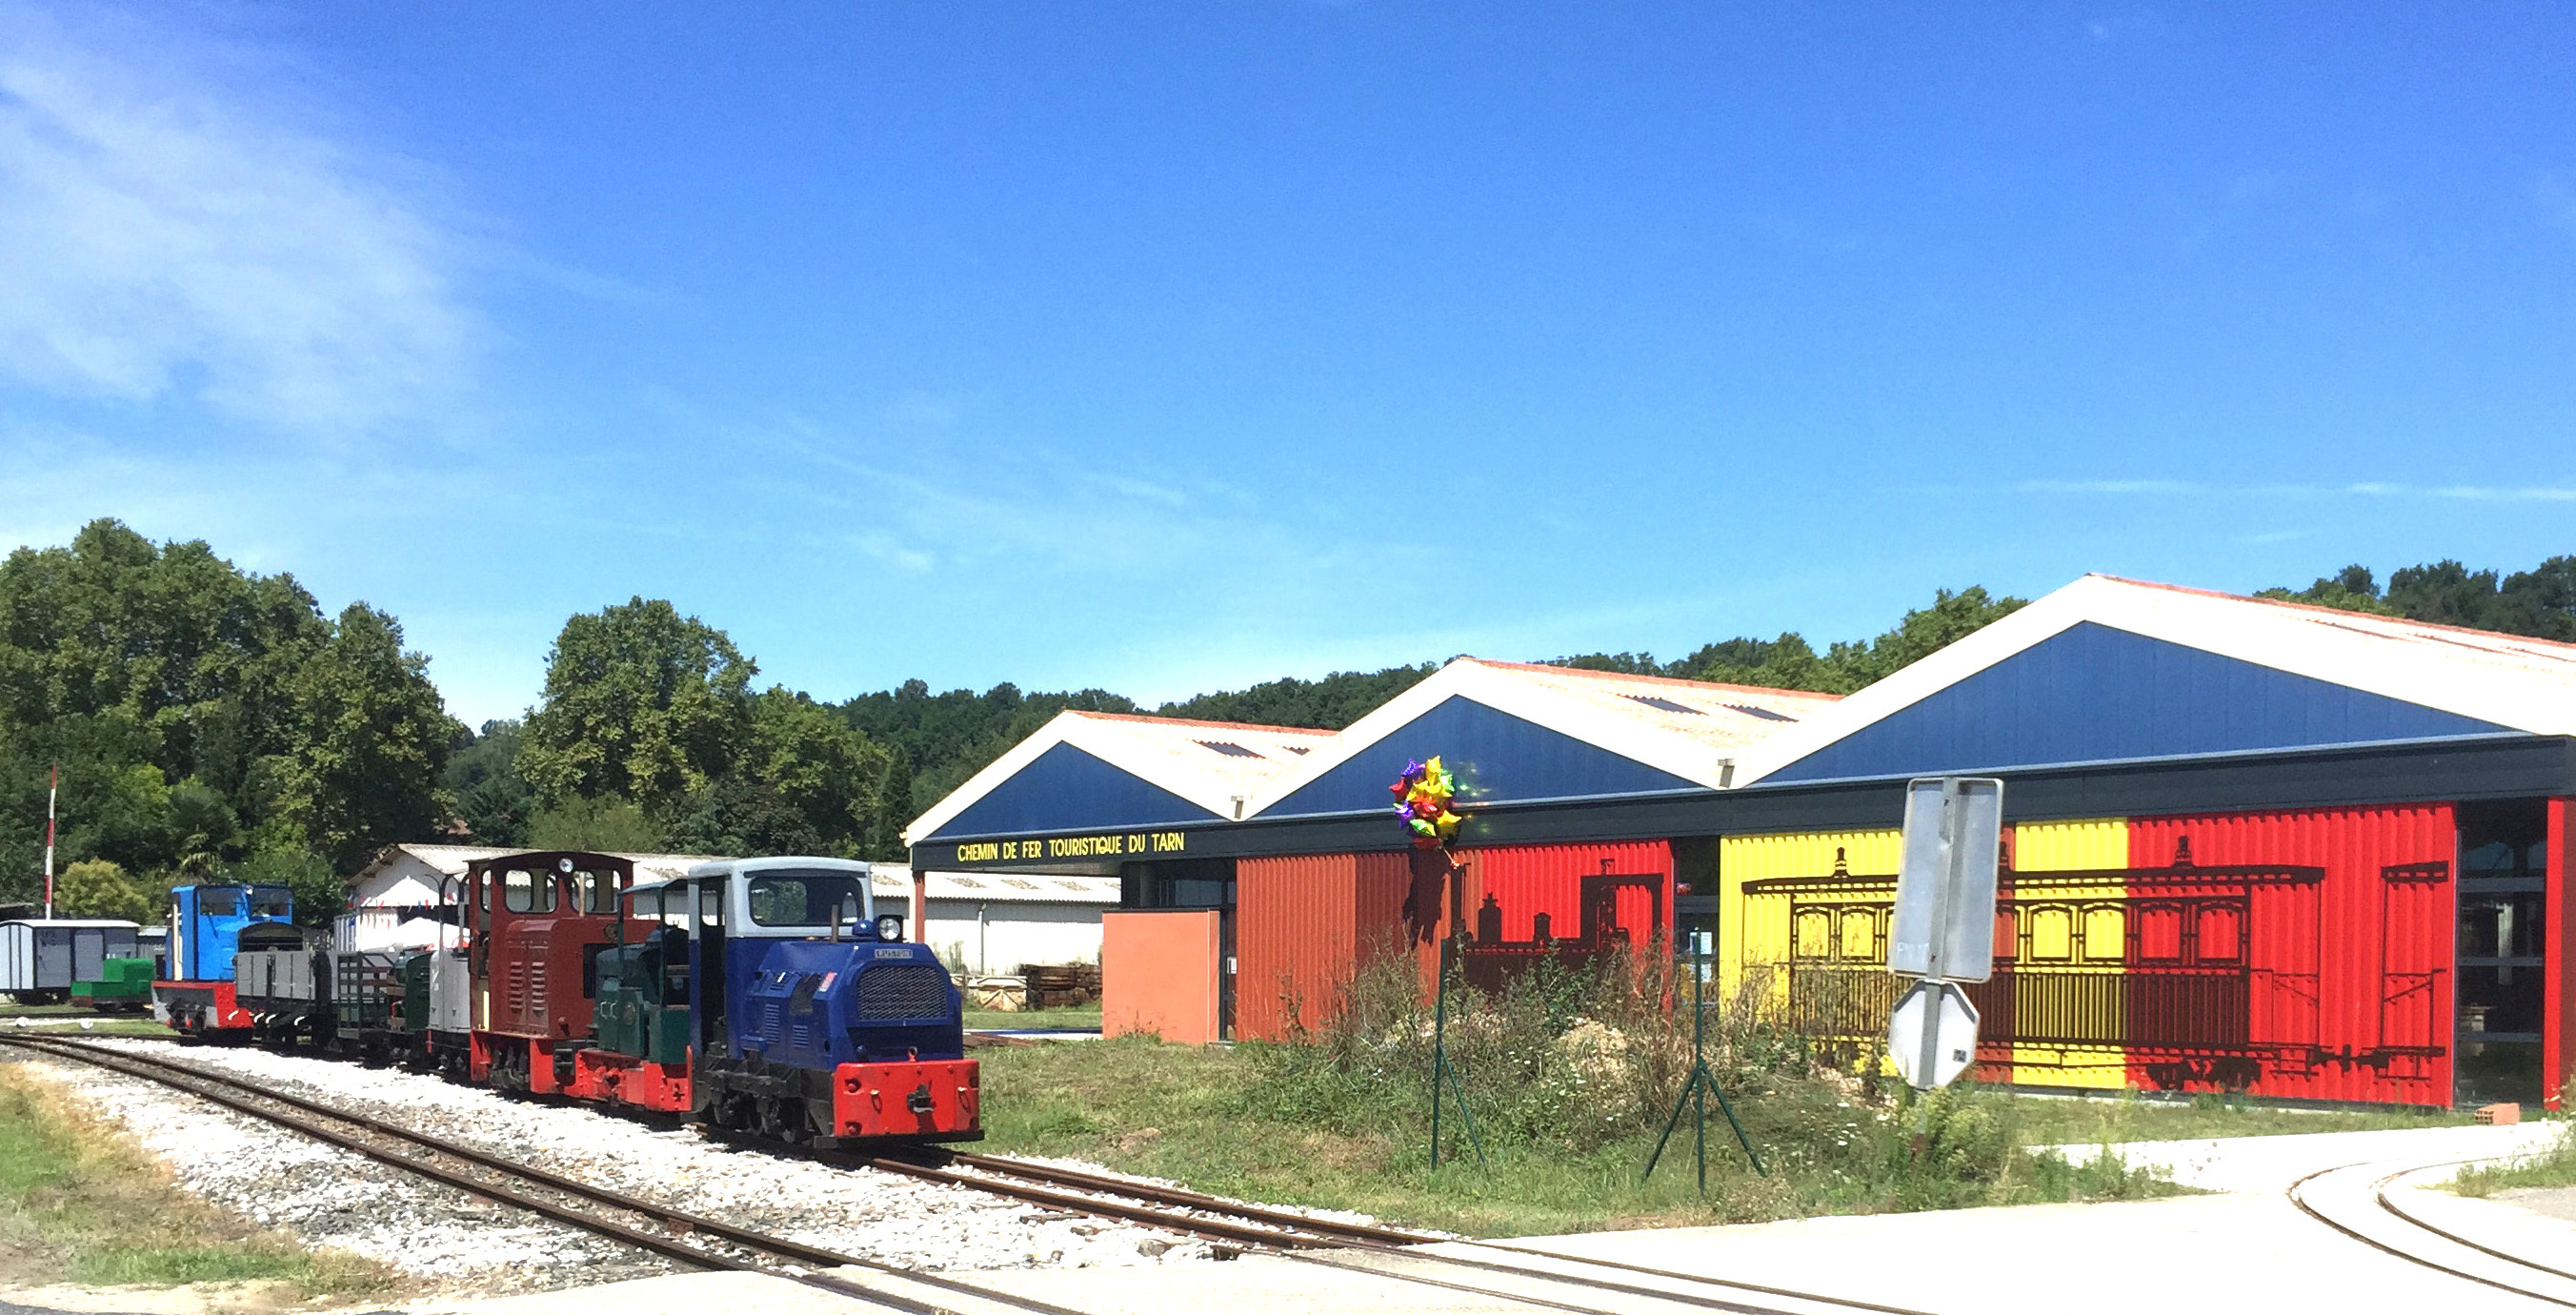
<box><xmin>1460</xmin><ymin>840</ymin><xmax>1676</xmax><ymax>951</ymax></box>
<box><xmin>1236</xmin><ymin>841</ymin><xmax>1676</xmax><ymax>1041</ymax></box>
<box><xmin>2126</xmin><ymin>805</ymin><xmax>2454</xmax><ymax>1104</ymax></box>
<box><xmin>1236</xmin><ymin>852</ymin><xmax>1417</xmax><ymax>1042</ymax></box>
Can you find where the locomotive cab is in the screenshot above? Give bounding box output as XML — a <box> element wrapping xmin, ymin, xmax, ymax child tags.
<box><xmin>459</xmin><ymin>851</ymin><xmax>634</xmax><ymax>1094</ymax></box>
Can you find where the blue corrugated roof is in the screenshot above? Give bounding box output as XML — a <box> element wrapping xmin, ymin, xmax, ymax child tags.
<box><xmin>1259</xmin><ymin>694</ymin><xmax>1701</xmax><ymax>818</ymax></box>
<box><xmin>1762</xmin><ymin>622</ymin><xmax>2517</xmax><ymax>783</ymax></box>
<box><xmin>923</xmin><ymin>741</ymin><xmax>1222</xmax><ymax>840</ymax></box>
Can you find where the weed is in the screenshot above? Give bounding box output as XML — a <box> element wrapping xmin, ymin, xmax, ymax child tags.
<box><xmin>2455</xmin><ymin>1123</ymin><xmax>2576</xmax><ymax>1198</ymax></box>
<box><xmin>983</xmin><ymin>943</ymin><xmax>2190</xmax><ymax>1237</ymax></box>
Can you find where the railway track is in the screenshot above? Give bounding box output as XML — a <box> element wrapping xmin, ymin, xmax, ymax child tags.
<box><xmin>2287</xmin><ymin>1156</ymin><xmax>2576</xmax><ymax>1309</ymax></box>
<box><xmin>875</xmin><ymin>1149</ymin><xmax>1948</xmax><ymax>1315</ymax></box>
<box><xmin>0</xmin><ymin>1034</ymin><xmax>1082</xmax><ymax>1315</ymax></box>
<box><xmin>10</xmin><ymin>1034</ymin><xmax>1943</xmax><ymax>1315</ymax></box>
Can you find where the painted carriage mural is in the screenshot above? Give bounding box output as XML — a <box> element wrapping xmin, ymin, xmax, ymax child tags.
<box><xmin>1720</xmin><ymin>806</ymin><xmax>2456</xmax><ymax>1104</ymax></box>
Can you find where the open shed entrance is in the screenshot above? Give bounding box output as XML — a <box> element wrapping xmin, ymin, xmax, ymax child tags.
<box><xmin>2456</xmin><ymin>799</ymin><xmax>2547</xmax><ymax>1107</ymax></box>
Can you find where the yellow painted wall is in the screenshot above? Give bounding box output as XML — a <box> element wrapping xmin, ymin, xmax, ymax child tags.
<box><xmin>1717</xmin><ymin>828</ymin><xmax>1899</xmax><ymax>1012</ymax></box>
<box><xmin>2006</xmin><ymin>819</ymin><xmax>2130</xmax><ymax>1089</ymax></box>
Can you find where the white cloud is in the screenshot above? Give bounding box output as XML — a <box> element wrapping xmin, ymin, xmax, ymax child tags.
<box><xmin>2016</xmin><ymin>476</ymin><xmax>2576</xmax><ymax>503</ymax></box>
<box><xmin>0</xmin><ymin>5</ymin><xmax>475</xmax><ymax>435</ymax></box>
<box><xmin>2341</xmin><ymin>481</ymin><xmax>2576</xmax><ymax>502</ymax></box>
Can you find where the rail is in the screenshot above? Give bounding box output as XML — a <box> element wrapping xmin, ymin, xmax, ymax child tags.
<box><xmin>2286</xmin><ymin>1157</ymin><xmax>2576</xmax><ymax>1309</ymax></box>
<box><xmin>9</xmin><ymin>1034</ymin><xmax>1946</xmax><ymax>1315</ymax></box>
<box><xmin>0</xmin><ymin>1034</ymin><xmax>1082</xmax><ymax>1315</ymax></box>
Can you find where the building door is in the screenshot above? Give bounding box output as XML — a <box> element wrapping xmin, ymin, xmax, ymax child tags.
<box><xmin>1126</xmin><ymin>859</ymin><xmax>1238</xmax><ymax>1040</ymax></box>
<box><xmin>2456</xmin><ymin>800</ymin><xmax>2547</xmax><ymax>1106</ymax></box>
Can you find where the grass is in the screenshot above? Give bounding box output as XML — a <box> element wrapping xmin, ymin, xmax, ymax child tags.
<box><xmin>965</xmin><ymin>1006</ymin><xmax>1102</xmax><ymax>1031</ymax></box>
<box><xmin>2455</xmin><ymin>1122</ymin><xmax>2576</xmax><ymax>1198</ymax></box>
<box><xmin>976</xmin><ymin>1033</ymin><xmax>2182</xmax><ymax>1240</ymax></box>
<box><xmin>0</xmin><ymin>1062</ymin><xmax>391</xmax><ymax>1297</ymax></box>
<box><xmin>0</xmin><ymin>1017</ymin><xmax>175</xmax><ymax>1039</ymax></box>
<box><xmin>2007</xmin><ymin>1089</ymin><xmax>2469</xmax><ymax>1148</ymax></box>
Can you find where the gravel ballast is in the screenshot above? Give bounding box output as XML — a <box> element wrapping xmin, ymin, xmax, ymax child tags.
<box><xmin>25</xmin><ymin>1040</ymin><xmax>1227</xmax><ymax>1288</ymax></box>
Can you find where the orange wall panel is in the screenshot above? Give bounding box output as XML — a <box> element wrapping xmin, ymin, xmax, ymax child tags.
<box><xmin>1101</xmin><ymin>910</ymin><xmax>1222</xmax><ymax>1044</ymax></box>
<box><xmin>1238</xmin><ymin>852</ymin><xmax>1417</xmax><ymax>1042</ymax></box>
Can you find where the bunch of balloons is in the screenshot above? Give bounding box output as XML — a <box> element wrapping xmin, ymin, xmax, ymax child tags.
<box><xmin>1390</xmin><ymin>757</ymin><xmax>1463</xmax><ymax>849</ymax></box>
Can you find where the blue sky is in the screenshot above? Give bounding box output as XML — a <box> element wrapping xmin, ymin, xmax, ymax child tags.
<box><xmin>3</xmin><ymin>3</ymin><xmax>2572</xmax><ymax>727</ymax></box>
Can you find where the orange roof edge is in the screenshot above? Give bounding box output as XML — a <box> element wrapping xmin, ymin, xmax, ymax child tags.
<box><xmin>1064</xmin><ymin>709</ymin><xmax>1338</xmax><ymax>736</ymax></box>
<box><xmin>2088</xmin><ymin>573</ymin><xmax>2576</xmax><ymax>655</ymax></box>
<box><xmin>1462</xmin><ymin>657</ymin><xmax>1843</xmax><ymax>701</ymax></box>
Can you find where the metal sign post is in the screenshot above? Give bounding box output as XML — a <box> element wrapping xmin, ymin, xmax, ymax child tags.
<box><xmin>1428</xmin><ymin>935</ymin><xmax>1486</xmax><ymax>1168</ymax></box>
<box><xmin>1643</xmin><ymin>931</ymin><xmax>1764</xmax><ymax>1189</ymax></box>
<box><xmin>1887</xmin><ymin>777</ymin><xmax>2002</xmax><ymax>1093</ymax></box>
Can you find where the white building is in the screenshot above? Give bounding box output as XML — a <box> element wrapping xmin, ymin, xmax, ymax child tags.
<box><xmin>340</xmin><ymin>844</ymin><xmax>724</xmax><ymax>951</ymax></box>
<box><xmin>875</xmin><ymin>865</ymin><xmax>1119</xmax><ymax>975</ymax></box>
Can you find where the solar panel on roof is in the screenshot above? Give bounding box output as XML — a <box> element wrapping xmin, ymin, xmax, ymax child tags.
<box><xmin>1727</xmin><ymin>704</ymin><xmax>1796</xmax><ymax>721</ymax></box>
<box><xmin>1623</xmin><ymin>695</ymin><xmax>1704</xmax><ymax>715</ymax></box>
<box><xmin>1196</xmin><ymin>740</ymin><xmax>1266</xmax><ymax>758</ymax></box>
<box><xmin>1284</xmin><ymin>745</ymin><xmax>1310</xmax><ymax>755</ymax></box>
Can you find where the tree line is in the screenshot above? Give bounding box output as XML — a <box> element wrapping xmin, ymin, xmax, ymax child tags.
<box><xmin>8</xmin><ymin>518</ymin><xmax>2572</xmax><ymax>922</ymax></box>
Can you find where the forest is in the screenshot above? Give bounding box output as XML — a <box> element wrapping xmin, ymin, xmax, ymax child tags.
<box><xmin>5</xmin><ymin>516</ymin><xmax>2571</xmax><ymax>921</ymax></box>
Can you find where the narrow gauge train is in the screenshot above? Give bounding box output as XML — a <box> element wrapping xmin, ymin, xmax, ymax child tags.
<box><xmin>152</xmin><ymin>852</ymin><xmax>979</xmax><ymax>1147</ymax></box>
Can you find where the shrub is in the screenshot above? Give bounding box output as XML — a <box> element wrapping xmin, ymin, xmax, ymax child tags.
<box><xmin>51</xmin><ymin>860</ymin><xmax>154</xmax><ymax>923</ymax></box>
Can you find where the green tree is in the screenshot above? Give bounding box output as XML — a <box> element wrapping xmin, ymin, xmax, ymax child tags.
<box><xmin>519</xmin><ymin>598</ymin><xmax>756</xmax><ymax>815</ymax></box>
<box><xmin>51</xmin><ymin>858</ymin><xmax>153</xmax><ymax>923</ymax></box>
<box><xmin>660</xmin><ymin>689</ymin><xmax>898</xmax><ymax>858</ymax></box>
<box><xmin>1680</xmin><ymin>632</ymin><xmax>1835</xmax><ymax>692</ymax></box>
<box><xmin>270</xmin><ymin>604</ymin><xmax>462</xmax><ymax>871</ymax></box>
<box><xmin>2262</xmin><ymin>556</ymin><xmax>2576</xmax><ymax>641</ymax></box>
<box><xmin>0</xmin><ymin>520</ymin><xmax>456</xmax><ymax>898</ymax></box>
<box><xmin>2258</xmin><ymin>564</ymin><xmax>2400</xmax><ymax>616</ymax></box>
<box><xmin>1824</xmin><ymin>585</ymin><xmax>2029</xmax><ymax>690</ymax></box>
<box><xmin>447</xmin><ymin>719</ymin><xmax>534</xmax><ymax>847</ymax></box>
<box><xmin>838</xmin><ymin>678</ymin><xmax>1139</xmax><ymax>818</ymax></box>
<box><xmin>1157</xmin><ymin>664</ymin><xmax>1439</xmax><ymax>731</ymax></box>
<box><xmin>743</xmin><ymin>687</ymin><xmax>894</xmax><ymax>853</ymax></box>
<box><xmin>527</xmin><ymin>798</ymin><xmax>668</xmax><ymax>853</ymax></box>
<box><xmin>230</xmin><ymin>850</ymin><xmax>342</xmax><ymax>927</ymax></box>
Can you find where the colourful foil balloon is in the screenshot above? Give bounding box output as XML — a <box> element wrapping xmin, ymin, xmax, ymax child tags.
<box><xmin>1389</xmin><ymin>756</ymin><xmax>1462</xmax><ymax>849</ymax></box>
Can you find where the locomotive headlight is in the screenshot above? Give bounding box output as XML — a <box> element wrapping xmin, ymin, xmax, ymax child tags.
<box><xmin>874</xmin><ymin>913</ymin><xmax>904</xmax><ymax>942</ymax></box>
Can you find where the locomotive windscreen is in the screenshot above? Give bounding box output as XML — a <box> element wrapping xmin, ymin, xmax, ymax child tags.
<box><xmin>746</xmin><ymin>870</ymin><xmax>871</xmax><ymax>928</ymax></box>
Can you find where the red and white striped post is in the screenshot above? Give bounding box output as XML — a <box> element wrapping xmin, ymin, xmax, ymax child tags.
<box><xmin>42</xmin><ymin>763</ymin><xmax>58</xmax><ymax>919</ymax></box>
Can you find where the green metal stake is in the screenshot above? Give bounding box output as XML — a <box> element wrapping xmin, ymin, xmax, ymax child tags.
<box><xmin>1429</xmin><ymin>936</ymin><xmax>1486</xmax><ymax>1168</ymax></box>
<box><xmin>1644</xmin><ymin>936</ymin><xmax>1764</xmax><ymax>1186</ymax></box>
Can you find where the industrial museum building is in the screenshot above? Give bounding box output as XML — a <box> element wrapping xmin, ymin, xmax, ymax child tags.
<box><xmin>906</xmin><ymin>575</ymin><xmax>2576</xmax><ymax>1109</ymax></box>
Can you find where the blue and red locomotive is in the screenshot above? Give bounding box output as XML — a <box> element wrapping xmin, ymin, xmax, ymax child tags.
<box><xmin>151</xmin><ymin>852</ymin><xmax>979</xmax><ymax>1147</ymax></box>
<box><xmin>151</xmin><ymin>881</ymin><xmax>297</xmax><ymax>1034</ymax></box>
